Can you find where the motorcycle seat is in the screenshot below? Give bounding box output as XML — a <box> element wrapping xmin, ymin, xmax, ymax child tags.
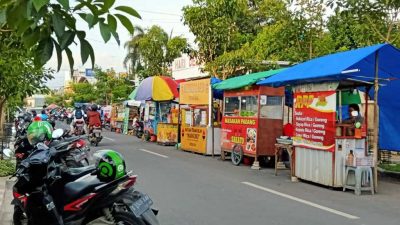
<box><xmin>64</xmin><ymin>174</ymin><xmax>104</xmax><ymax>204</ymax></box>
<box><xmin>63</xmin><ymin>165</ymin><xmax>96</xmax><ymax>182</ymax></box>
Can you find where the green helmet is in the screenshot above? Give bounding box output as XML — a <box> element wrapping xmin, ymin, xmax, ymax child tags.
<box><xmin>93</xmin><ymin>150</ymin><xmax>126</xmax><ymax>182</ymax></box>
<box><xmin>27</xmin><ymin>121</ymin><xmax>53</xmax><ymax>145</ymax></box>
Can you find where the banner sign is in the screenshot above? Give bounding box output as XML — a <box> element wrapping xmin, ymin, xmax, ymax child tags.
<box><xmin>179</xmin><ymin>79</ymin><xmax>210</xmax><ymax>105</ymax></box>
<box><xmin>293</xmin><ymin>91</ymin><xmax>336</xmax><ymax>151</ymax></box>
<box><xmin>157</xmin><ymin>123</ymin><xmax>178</xmax><ymax>143</ymax></box>
<box><xmin>221</xmin><ymin>117</ymin><xmax>258</xmax><ymax>155</ymax></box>
<box><xmin>181</xmin><ymin>127</ymin><xmax>207</xmax><ymax>153</ymax></box>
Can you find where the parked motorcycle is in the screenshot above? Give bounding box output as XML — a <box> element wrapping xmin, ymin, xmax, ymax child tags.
<box><xmin>14</xmin><ymin>129</ymin><xmax>90</xmax><ymax>168</ymax></box>
<box><xmin>133</xmin><ymin>121</ymin><xmax>144</xmax><ymax>138</ymax></box>
<box><xmin>11</xmin><ymin>146</ymin><xmax>159</xmax><ymax>225</ymax></box>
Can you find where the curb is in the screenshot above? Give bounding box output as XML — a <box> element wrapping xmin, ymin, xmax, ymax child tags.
<box><xmin>378</xmin><ymin>167</ymin><xmax>400</xmax><ymax>182</ymax></box>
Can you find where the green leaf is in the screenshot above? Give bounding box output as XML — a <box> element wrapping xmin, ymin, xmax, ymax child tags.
<box><xmin>86</xmin><ymin>14</ymin><xmax>96</xmax><ymax>28</ymax></box>
<box><xmin>22</xmin><ymin>29</ymin><xmax>41</xmax><ymax>48</ymax></box>
<box><xmin>59</xmin><ymin>31</ymin><xmax>75</xmax><ymax>49</ymax></box>
<box><xmin>80</xmin><ymin>38</ymin><xmax>90</xmax><ymax>64</ymax></box>
<box><xmin>52</xmin><ymin>13</ymin><xmax>66</xmax><ymax>37</ymax></box>
<box><xmin>65</xmin><ymin>47</ymin><xmax>74</xmax><ymax>72</ymax></box>
<box><xmin>36</xmin><ymin>38</ymin><xmax>54</xmax><ymax>66</ymax></box>
<box><xmin>87</xmin><ymin>41</ymin><xmax>95</xmax><ymax>68</ymax></box>
<box><xmin>57</xmin><ymin>0</ymin><xmax>69</xmax><ymax>9</ymax></box>
<box><xmin>114</xmin><ymin>6</ymin><xmax>141</xmax><ymax>19</ymax></box>
<box><xmin>111</xmin><ymin>30</ymin><xmax>120</xmax><ymax>45</ymax></box>
<box><xmin>103</xmin><ymin>0</ymin><xmax>116</xmax><ymax>10</ymax></box>
<box><xmin>0</xmin><ymin>9</ymin><xmax>6</xmax><ymax>25</ymax></box>
<box><xmin>52</xmin><ymin>39</ymin><xmax>62</xmax><ymax>71</ymax></box>
<box><xmin>115</xmin><ymin>13</ymin><xmax>134</xmax><ymax>34</ymax></box>
<box><xmin>107</xmin><ymin>14</ymin><xmax>117</xmax><ymax>32</ymax></box>
<box><xmin>99</xmin><ymin>21</ymin><xmax>111</xmax><ymax>43</ymax></box>
<box><xmin>77</xmin><ymin>30</ymin><xmax>86</xmax><ymax>40</ymax></box>
<box><xmin>32</xmin><ymin>0</ymin><xmax>50</xmax><ymax>12</ymax></box>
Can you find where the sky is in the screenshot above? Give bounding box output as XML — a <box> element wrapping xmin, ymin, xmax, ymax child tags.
<box><xmin>46</xmin><ymin>0</ymin><xmax>194</xmax><ymax>89</ymax></box>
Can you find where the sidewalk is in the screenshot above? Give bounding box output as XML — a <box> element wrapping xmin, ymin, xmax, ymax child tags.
<box><xmin>0</xmin><ymin>176</ymin><xmax>13</xmax><ymax>225</ymax></box>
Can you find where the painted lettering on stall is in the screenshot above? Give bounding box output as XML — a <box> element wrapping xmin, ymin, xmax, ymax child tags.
<box><xmin>295</xmin><ymin>95</ymin><xmax>314</xmax><ymax>109</ymax></box>
<box><xmin>231</xmin><ymin>136</ymin><xmax>244</xmax><ymax>144</ymax></box>
<box><xmin>224</xmin><ymin>118</ymin><xmax>256</xmax><ymax>125</ymax></box>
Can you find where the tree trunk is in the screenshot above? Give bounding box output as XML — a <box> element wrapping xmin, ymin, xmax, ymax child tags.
<box><xmin>0</xmin><ymin>99</ymin><xmax>6</xmax><ymax>136</ymax></box>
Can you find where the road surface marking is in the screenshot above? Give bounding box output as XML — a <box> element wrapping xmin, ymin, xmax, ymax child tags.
<box><xmin>138</xmin><ymin>149</ymin><xmax>169</xmax><ymax>158</ymax></box>
<box><xmin>103</xmin><ymin>137</ymin><xmax>115</xmax><ymax>142</ymax></box>
<box><xmin>242</xmin><ymin>181</ymin><xmax>359</xmax><ymax>220</ymax></box>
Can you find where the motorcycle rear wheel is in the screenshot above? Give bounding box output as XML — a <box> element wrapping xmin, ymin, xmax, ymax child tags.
<box><xmin>13</xmin><ymin>205</ymin><xmax>27</xmax><ymax>225</ymax></box>
<box><xmin>113</xmin><ymin>212</ymin><xmax>145</xmax><ymax>225</ymax></box>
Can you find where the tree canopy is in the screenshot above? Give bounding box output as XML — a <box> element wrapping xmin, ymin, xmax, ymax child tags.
<box><xmin>0</xmin><ymin>0</ymin><xmax>141</xmax><ymax>71</ymax></box>
<box><xmin>183</xmin><ymin>0</ymin><xmax>400</xmax><ymax>79</ymax></box>
<box><xmin>124</xmin><ymin>25</ymin><xmax>189</xmax><ymax>79</ymax></box>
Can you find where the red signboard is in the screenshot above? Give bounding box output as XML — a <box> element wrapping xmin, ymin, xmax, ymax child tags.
<box><xmin>221</xmin><ymin>117</ymin><xmax>258</xmax><ymax>155</ymax></box>
<box><xmin>293</xmin><ymin>91</ymin><xmax>336</xmax><ymax>151</ymax></box>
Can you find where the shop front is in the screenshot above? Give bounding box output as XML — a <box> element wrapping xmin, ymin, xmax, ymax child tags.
<box><xmin>179</xmin><ymin>78</ymin><xmax>222</xmax><ymax>155</ymax></box>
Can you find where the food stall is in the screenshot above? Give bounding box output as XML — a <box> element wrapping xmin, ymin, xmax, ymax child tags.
<box><xmin>122</xmin><ymin>100</ymin><xmax>141</xmax><ymax>135</ymax></box>
<box><xmin>110</xmin><ymin>103</ymin><xmax>125</xmax><ymax>132</ymax></box>
<box><xmin>256</xmin><ymin>44</ymin><xmax>400</xmax><ymax>189</ymax></box>
<box><xmin>133</xmin><ymin>76</ymin><xmax>179</xmax><ymax>145</ymax></box>
<box><xmin>179</xmin><ymin>78</ymin><xmax>223</xmax><ymax>155</ymax></box>
<box><xmin>214</xmin><ymin>69</ymin><xmax>285</xmax><ymax>168</ymax></box>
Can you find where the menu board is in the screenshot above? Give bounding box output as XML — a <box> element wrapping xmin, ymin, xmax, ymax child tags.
<box><xmin>293</xmin><ymin>91</ymin><xmax>336</xmax><ymax>151</ymax></box>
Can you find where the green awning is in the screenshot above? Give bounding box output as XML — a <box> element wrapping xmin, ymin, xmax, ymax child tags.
<box><xmin>212</xmin><ymin>68</ymin><xmax>286</xmax><ymax>90</ymax></box>
<box><xmin>128</xmin><ymin>87</ymin><xmax>138</xmax><ymax>100</ymax></box>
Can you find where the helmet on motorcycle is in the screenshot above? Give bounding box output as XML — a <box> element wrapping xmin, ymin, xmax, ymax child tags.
<box><xmin>93</xmin><ymin>150</ymin><xmax>126</xmax><ymax>182</ymax></box>
<box><xmin>26</xmin><ymin>121</ymin><xmax>53</xmax><ymax>145</ymax></box>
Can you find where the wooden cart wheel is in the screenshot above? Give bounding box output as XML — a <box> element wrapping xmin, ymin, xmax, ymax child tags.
<box><xmin>231</xmin><ymin>144</ymin><xmax>243</xmax><ymax>166</ymax></box>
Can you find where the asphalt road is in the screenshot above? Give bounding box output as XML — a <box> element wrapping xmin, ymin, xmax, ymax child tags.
<box><xmin>57</xmin><ymin>123</ymin><xmax>400</xmax><ymax>225</ymax></box>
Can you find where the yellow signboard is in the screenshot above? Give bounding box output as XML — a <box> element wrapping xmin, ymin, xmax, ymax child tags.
<box><xmin>179</xmin><ymin>79</ymin><xmax>210</xmax><ymax>105</ymax></box>
<box><xmin>181</xmin><ymin>126</ymin><xmax>207</xmax><ymax>154</ymax></box>
<box><xmin>157</xmin><ymin>124</ymin><xmax>178</xmax><ymax>144</ymax></box>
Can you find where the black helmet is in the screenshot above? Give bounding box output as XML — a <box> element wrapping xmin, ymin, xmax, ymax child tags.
<box><xmin>91</xmin><ymin>104</ymin><xmax>98</xmax><ymax>111</ymax></box>
<box><xmin>75</xmin><ymin>105</ymin><xmax>82</xmax><ymax>110</ymax></box>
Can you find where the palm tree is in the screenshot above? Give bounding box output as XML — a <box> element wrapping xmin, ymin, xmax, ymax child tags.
<box><xmin>124</xmin><ymin>26</ymin><xmax>145</xmax><ymax>81</ymax></box>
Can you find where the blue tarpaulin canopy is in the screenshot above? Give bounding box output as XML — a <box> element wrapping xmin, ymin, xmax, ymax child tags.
<box><xmin>257</xmin><ymin>43</ymin><xmax>400</xmax><ymax>151</ymax></box>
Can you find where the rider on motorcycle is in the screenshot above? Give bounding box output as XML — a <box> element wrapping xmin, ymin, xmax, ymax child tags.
<box><xmin>87</xmin><ymin>104</ymin><xmax>102</xmax><ymax>133</ymax></box>
<box><xmin>70</xmin><ymin>105</ymin><xmax>88</xmax><ymax>135</ymax></box>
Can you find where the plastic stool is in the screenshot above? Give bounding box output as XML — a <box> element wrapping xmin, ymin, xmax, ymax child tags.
<box><xmin>343</xmin><ymin>166</ymin><xmax>374</xmax><ymax>195</ymax></box>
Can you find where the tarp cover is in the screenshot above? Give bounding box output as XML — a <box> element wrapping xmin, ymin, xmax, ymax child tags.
<box><xmin>257</xmin><ymin>43</ymin><xmax>400</xmax><ymax>151</ymax></box>
<box><xmin>213</xmin><ymin>68</ymin><xmax>286</xmax><ymax>90</ymax></box>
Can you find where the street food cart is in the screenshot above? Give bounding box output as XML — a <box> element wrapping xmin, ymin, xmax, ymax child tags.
<box><xmin>256</xmin><ymin>44</ymin><xmax>400</xmax><ymax>189</ymax></box>
<box><xmin>122</xmin><ymin>100</ymin><xmax>141</xmax><ymax>135</ymax></box>
<box><xmin>110</xmin><ymin>103</ymin><xmax>124</xmax><ymax>132</ymax></box>
<box><xmin>214</xmin><ymin>69</ymin><xmax>285</xmax><ymax>168</ymax></box>
<box><xmin>133</xmin><ymin>76</ymin><xmax>179</xmax><ymax>145</ymax></box>
<box><xmin>179</xmin><ymin>78</ymin><xmax>222</xmax><ymax>155</ymax></box>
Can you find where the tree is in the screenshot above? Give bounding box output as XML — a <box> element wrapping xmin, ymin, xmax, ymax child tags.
<box><xmin>327</xmin><ymin>0</ymin><xmax>400</xmax><ymax>50</ymax></box>
<box><xmin>94</xmin><ymin>67</ymin><xmax>131</xmax><ymax>104</ymax></box>
<box><xmin>0</xmin><ymin>33</ymin><xmax>53</xmax><ymax>133</ymax></box>
<box><xmin>124</xmin><ymin>25</ymin><xmax>188</xmax><ymax>79</ymax></box>
<box><xmin>183</xmin><ymin>0</ymin><xmax>257</xmax><ymax>67</ymax></box>
<box><xmin>124</xmin><ymin>26</ymin><xmax>145</xmax><ymax>80</ymax></box>
<box><xmin>0</xmin><ymin>0</ymin><xmax>141</xmax><ymax>71</ymax></box>
<box><xmin>70</xmin><ymin>82</ymin><xmax>97</xmax><ymax>103</ymax></box>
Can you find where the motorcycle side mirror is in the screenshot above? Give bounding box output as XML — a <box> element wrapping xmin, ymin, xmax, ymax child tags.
<box><xmin>2</xmin><ymin>148</ymin><xmax>13</xmax><ymax>158</ymax></box>
<box><xmin>52</xmin><ymin>129</ymin><xmax>64</xmax><ymax>139</ymax></box>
